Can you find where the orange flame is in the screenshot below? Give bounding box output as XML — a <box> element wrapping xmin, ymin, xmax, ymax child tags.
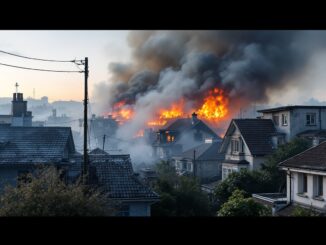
<box><xmin>111</xmin><ymin>100</ymin><xmax>134</xmax><ymax>123</ymax></box>
<box><xmin>197</xmin><ymin>88</ymin><xmax>228</xmax><ymax>121</ymax></box>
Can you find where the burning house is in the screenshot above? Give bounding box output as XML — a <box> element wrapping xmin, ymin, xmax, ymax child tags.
<box><xmin>153</xmin><ymin>112</ymin><xmax>221</xmax><ymax>160</ymax></box>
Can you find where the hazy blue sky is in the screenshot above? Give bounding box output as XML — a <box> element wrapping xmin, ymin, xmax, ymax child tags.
<box><xmin>0</xmin><ymin>31</ymin><xmax>130</xmax><ymax>101</ymax></box>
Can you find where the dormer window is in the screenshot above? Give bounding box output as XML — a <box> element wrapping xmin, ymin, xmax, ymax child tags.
<box><xmin>281</xmin><ymin>114</ymin><xmax>288</xmax><ymax>126</ymax></box>
<box><xmin>231</xmin><ymin>138</ymin><xmax>243</xmax><ymax>154</ymax></box>
<box><xmin>306</xmin><ymin>113</ymin><xmax>316</xmax><ymax>126</ymax></box>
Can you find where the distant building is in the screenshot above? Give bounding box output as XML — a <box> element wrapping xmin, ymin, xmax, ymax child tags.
<box><xmin>0</xmin><ymin>91</ymin><xmax>33</xmax><ymax>127</ymax></box>
<box><xmin>153</xmin><ymin>112</ymin><xmax>221</xmax><ymax>160</ymax></box>
<box><xmin>172</xmin><ymin>141</ymin><xmax>224</xmax><ymax>183</ymax></box>
<box><xmin>219</xmin><ymin>119</ymin><xmax>278</xmax><ymax>180</ymax></box>
<box><xmin>46</xmin><ymin>109</ymin><xmax>71</xmax><ymax>126</ymax></box>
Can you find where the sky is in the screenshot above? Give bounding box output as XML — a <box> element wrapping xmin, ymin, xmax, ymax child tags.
<box><xmin>0</xmin><ymin>31</ymin><xmax>130</xmax><ymax>102</ymax></box>
<box><xmin>1</xmin><ymin>31</ymin><xmax>326</xmax><ymax>106</ymax></box>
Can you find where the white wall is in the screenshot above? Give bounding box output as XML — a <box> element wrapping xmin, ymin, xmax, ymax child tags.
<box><xmin>289</xmin><ymin>171</ymin><xmax>326</xmax><ymax>211</ymax></box>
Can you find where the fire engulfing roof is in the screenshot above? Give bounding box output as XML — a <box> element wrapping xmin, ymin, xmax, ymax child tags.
<box><xmin>163</xmin><ymin>118</ymin><xmax>220</xmax><ymax>139</ymax></box>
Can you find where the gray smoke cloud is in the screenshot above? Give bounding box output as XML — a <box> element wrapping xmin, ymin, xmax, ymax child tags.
<box><xmin>92</xmin><ymin>31</ymin><xmax>326</xmax><ymax>165</ymax></box>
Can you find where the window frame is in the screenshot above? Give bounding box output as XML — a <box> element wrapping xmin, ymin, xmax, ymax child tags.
<box><xmin>314</xmin><ymin>175</ymin><xmax>323</xmax><ymax>197</ymax></box>
<box><xmin>281</xmin><ymin>114</ymin><xmax>288</xmax><ymax>126</ymax></box>
<box><xmin>306</xmin><ymin>113</ymin><xmax>317</xmax><ymax>126</ymax></box>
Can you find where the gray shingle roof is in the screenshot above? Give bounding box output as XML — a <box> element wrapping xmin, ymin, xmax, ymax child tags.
<box><xmin>93</xmin><ymin>160</ymin><xmax>159</xmax><ymax>201</ymax></box>
<box><xmin>233</xmin><ymin>119</ymin><xmax>276</xmax><ymax>155</ymax></box>
<box><xmin>163</xmin><ymin>118</ymin><xmax>220</xmax><ymax>139</ymax></box>
<box><xmin>0</xmin><ymin>125</ymin><xmax>75</xmax><ymax>164</ymax></box>
<box><xmin>179</xmin><ymin>142</ymin><xmax>224</xmax><ymax>161</ymax></box>
<box><xmin>279</xmin><ymin>141</ymin><xmax>326</xmax><ymax>171</ymax></box>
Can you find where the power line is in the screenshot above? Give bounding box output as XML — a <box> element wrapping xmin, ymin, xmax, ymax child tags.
<box><xmin>0</xmin><ymin>49</ymin><xmax>82</xmax><ymax>63</ymax></box>
<box><xmin>0</xmin><ymin>62</ymin><xmax>83</xmax><ymax>73</ymax></box>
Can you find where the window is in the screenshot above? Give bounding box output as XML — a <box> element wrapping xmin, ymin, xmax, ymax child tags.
<box><xmin>306</xmin><ymin>113</ymin><xmax>316</xmax><ymax>126</ymax></box>
<box><xmin>231</xmin><ymin>139</ymin><xmax>240</xmax><ymax>153</ymax></box>
<box><xmin>273</xmin><ymin>115</ymin><xmax>279</xmax><ymax>126</ymax></box>
<box><xmin>187</xmin><ymin>162</ymin><xmax>192</xmax><ymax>172</ymax></box>
<box><xmin>299</xmin><ymin>173</ymin><xmax>308</xmax><ymax>194</ymax></box>
<box><xmin>314</xmin><ymin>175</ymin><xmax>323</xmax><ymax>197</ymax></box>
<box><xmin>281</xmin><ymin>114</ymin><xmax>288</xmax><ymax>126</ymax></box>
<box><xmin>182</xmin><ymin>162</ymin><xmax>187</xmax><ymax>170</ymax></box>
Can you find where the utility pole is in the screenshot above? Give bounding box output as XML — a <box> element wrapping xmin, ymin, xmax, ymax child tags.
<box><xmin>82</xmin><ymin>57</ymin><xmax>89</xmax><ymax>184</ymax></box>
<box><xmin>102</xmin><ymin>134</ymin><xmax>106</xmax><ymax>151</ymax></box>
<box><xmin>193</xmin><ymin>149</ymin><xmax>196</xmax><ymax>178</ymax></box>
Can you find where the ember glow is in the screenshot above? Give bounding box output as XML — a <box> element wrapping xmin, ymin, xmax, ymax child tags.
<box><xmin>110</xmin><ymin>87</ymin><xmax>229</xmax><ymax>132</ymax></box>
<box><xmin>111</xmin><ymin>100</ymin><xmax>134</xmax><ymax>123</ymax></box>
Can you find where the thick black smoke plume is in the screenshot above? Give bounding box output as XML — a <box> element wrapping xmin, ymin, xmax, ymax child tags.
<box><xmin>93</xmin><ymin>31</ymin><xmax>326</xmax><ymax>139</ymax></box>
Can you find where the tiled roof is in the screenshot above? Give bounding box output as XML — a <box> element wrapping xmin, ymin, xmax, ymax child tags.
<box><xmin>163</xmin><ymin>118</ymin><xmax>219</xmax><ymax>139</ymax></box>
<box><xmin>233</xmin><ymin>119</ymin><xmax>276</xmax><ymax>155</ymax></box>
<box><xmin>93</xmin><ymin>160</ymin><xmax>159</xmax><ymax>201</ymax></box>
<box><xmin>0</xmin><ymin>125</ymin><xmax>75</xmax><ymax>164</ymax></box>
<box><xmin>179</xmin><ymin>142</ymin><xmax>224</xmax><ymax>161</ymax></box>
<box><xmin>89</xmin><ymin>148</ymin><xmax>109</xmax><ymax>155</ymax></box>
<box><xmin>279</xmin><ymin>141</ymin><xmax>326</xmax><ymax>171</ymax></box>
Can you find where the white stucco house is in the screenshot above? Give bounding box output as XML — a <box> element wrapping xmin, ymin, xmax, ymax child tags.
<box><xmin>219</xmin><ymin>119</ymin><xmax>279</xmax><ymax>180</ymax></box>
<box><xmin>278</xmin><ymin>141</ymin><xmax>326</xmax><ymax>214</ymax></box>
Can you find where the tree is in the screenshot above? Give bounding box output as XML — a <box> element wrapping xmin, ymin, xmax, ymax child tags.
<box><xmin>217</xmin><ymin>189</ymin><xmax>271</xmax><ymax>217</ymax></box>
<box><xmin>0</xmin><ymin>166</ymin><xmax>114</xmax><ymax>216</ymax></box>
<box><xmin>151</xmin><ymin>161</ymin><xmax>212</xmax><ymax>216</ymax></box>
<box><xmin>260</xmin><ymin>138</ymin><xmax>311</xmax><ymax>192</ymax></box>
<box><xmin>214</xmin><ymin>169</ymin><xmax>269</xmax><ymax>206</ymax></box>
<box><xmin>292</xmin><ymin>206</ymin><xmax>319</xmax><ymax>217</ymax></box>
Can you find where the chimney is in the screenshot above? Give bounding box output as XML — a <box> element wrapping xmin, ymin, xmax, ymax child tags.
<box><xmin>191</xmin><ymin>112</ymin><xmax>198</xmax><ymax>124</ymax></box>
<box><xmin>52</xmin><ymin>109</ymin><xmax>57</xmax><ymax>118</ymax></box>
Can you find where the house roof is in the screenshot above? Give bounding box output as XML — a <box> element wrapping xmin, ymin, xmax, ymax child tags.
<box><xmin>279</xmin><ymin>141</ymin><xmax>326</xmax><ymax>171</ymax></box>
<box><xmin>163</xmin><ymin>118</ymin><xmax>219</xmax><ymax>139</ymax></box>
<box><xmin>89</xmin><ymin>148</ymin><xmax>110</xmax><ymax>156</ymax></box>
<box><xmin>257</xmin><ymin>105</ymin><xmax>326</xmax><ymax>113</ymax></box>
<box><xmin>224</xmin><ymin>119</ymin><xmax>276</xmax><ymax>156</ymax></box>
<box><xmin>0</xmin><ymin>125</ymin><xmax>75</xmax><ymax>164</ymax></box>
<box><xmin>178</xmin><ymin>141</ymin><xmax>224</xmax><ymax>161</ymax></box>
<box><xmin>93</xmin><ymin>160</ymin><xmax>159</xmax><ymax>201</ymax></box>
<box><xmin>297</xmin><ymin>130</ymin><xmax>326</xmax><ymax>138</ymax></box>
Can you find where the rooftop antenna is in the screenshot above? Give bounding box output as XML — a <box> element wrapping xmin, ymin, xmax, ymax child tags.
<box><xmin>15</xmin><ymin>82</ymin><xmax>19</xmax><ymax>93</ymax></box>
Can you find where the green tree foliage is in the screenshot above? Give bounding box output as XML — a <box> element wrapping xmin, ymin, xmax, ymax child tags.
<box><xmin>151</xmin><ymin>161</ymin><xmax>211</xmax><ymax>216</ymax></box>
<box><xmin>0</xmin><ymin>166</ymin><xmax>114</xmax><ymax>216</ymax></box>
<box><xmin>217</xmin><ymin>189</ymin><xmax>271</xmax><ymax>217</ymax></box>
<box><xmin>214</xmin><ymin>169</ymin><xmax>270</xmax><ymax>205</ymax></box>
<box><xmin>260</xmin><ymin>138</ymin><xmax>311</xmax><ymax>192</ymax></box>
<box><xmin>292</xmin><ymin>206</ymin><xmax>319</xmax><ymax>217</ymax></box>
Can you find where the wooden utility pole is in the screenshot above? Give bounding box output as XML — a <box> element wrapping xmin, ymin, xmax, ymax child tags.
<box><xmin>102</xmin><ymin>134</ymin><xmax>106</xmax><ymax>151</ymax></box>
<box><xmin>82</xmin><ymin>57</ymin><xmax>89</xmax><ymax>184</ymax></box>
<box><xmin>193</xmin><ymin>149</ymin><xmax>196</xmax><ymax>177</ymax></box>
